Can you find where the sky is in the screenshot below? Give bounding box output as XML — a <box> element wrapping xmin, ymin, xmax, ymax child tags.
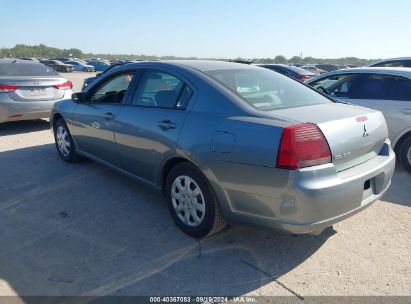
<box><xmin>1</xmin><ymin>0</ymin><xmax>410</xmax><ymax>59</ymax></box>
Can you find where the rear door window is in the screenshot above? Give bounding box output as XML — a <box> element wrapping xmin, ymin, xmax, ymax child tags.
<box><xmin>349</xmin><ymin>74</ymin><xmax>411</xmax><ymax>101</ymax></box>
<box><xmin>131</xmin><ymin>70</ymin><xmax>192</xmax><ymax>109</ymax></box>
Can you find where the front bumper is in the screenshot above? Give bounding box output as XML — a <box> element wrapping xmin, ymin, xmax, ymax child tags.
<box><xmin>207</xmin><ymin>141</ymin><xmax>396</xmax><ymax>234</ymax></box>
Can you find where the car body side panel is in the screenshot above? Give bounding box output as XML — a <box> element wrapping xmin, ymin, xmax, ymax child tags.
<box><xmin>115</xmin><ymin>106</ymin><xmax>190</xmax><ymax>182</ymax></box>
<box><xmin>70</xmin><ymin>103</ymin><xmax>123</xmax><ymax>166</ymax></box>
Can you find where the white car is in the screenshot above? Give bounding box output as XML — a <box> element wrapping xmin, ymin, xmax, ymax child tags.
<box><xmin>65</xmin><ymin>60</ymin><xmax>95</xmax><ymax>72</ymax></box>
<box><xmin>307</xmin><ymin>67</ymin><xmax>411</xmax><ymax>172</ymax></box>
<box><xmin>370</xmin><ymin>57</ymin><xmax>411</xmax><ymax>68</ymax></box>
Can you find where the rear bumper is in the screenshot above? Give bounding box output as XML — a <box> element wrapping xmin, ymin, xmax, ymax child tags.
<box><xmin>207</xmin><ymin>141</ymin><xmax>396</xmax><ymax>234</ymax></box>
<box><xmin>0</xmin><ymin>92</ymin><xmax>71</xmax><ymax>123</ymax></box>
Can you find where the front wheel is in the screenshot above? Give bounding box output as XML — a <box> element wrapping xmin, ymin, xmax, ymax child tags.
<box><xmin>53</xmin><ymin>119</ymin><xmax>80</xmax><ymax>162</ymax></box>
<box><xmin>165</xmin><ymin>162</ymin><xmax>227</xmax><ymax>238</ymax></box>
<box><xmin>399</xmin><ymin>136</ymin><xmax>411</xmax><ymax>173</ymax></box>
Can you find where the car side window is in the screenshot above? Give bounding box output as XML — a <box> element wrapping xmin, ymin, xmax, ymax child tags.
<box><xmin>311</xmin><ymin>74</ymin><xmax>356</xmax><ymax>98</ymax></box>
<box><xmin>131</xmin><ymin>70</ymin><xmax>192</xmax><ymax>109</ymax></box>
<box><xmin>177</xmin><ymin>85</ymin><xmax>193</xmax><ymax>109</ymax></box>
<box><xmin>90</xmin><ymin>72</ymin><xmax>135</xmax><ymax>104</ymax></box>
<box><xmin>350</xmin><ymin>74</ymin><xmax>411</xmax><ymax>101</ymax></box>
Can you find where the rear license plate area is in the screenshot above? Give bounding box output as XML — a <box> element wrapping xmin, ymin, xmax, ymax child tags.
<box><xmin>29</xmin><ymin>88</ymin><xmax>46</xmax><ymax>96</ymax></box>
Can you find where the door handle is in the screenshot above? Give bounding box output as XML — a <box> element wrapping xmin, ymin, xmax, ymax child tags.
<box><xmin>104</xmin><ymin>112</ymin><xmax>116</xmax><ymax>120</ymax></box>
<box><xmin>157</xmin><ymin>119</ymin><xmax>176</xmax><ymax>130</ymax></box>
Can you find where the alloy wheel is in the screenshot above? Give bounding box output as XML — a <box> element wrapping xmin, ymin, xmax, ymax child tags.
<box><xmin>56</xmin><ymin>126</ymin><xmax>71</xmax><ymax>157</ymax></box>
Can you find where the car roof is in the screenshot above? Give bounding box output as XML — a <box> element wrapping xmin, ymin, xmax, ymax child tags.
<box><xmin>110</xmin><ymin>60</ymin><xmax>262</xmax><ymax>75</ymax></box>
<box><xmin>161</xmin><ymin>60</ymin><xmax>260</xmax><ymax>71</ymax></box>
<box><xmin>308</xmin><ymin>67</ymin><xmax>411</xmax><ymax>82</ymax></box>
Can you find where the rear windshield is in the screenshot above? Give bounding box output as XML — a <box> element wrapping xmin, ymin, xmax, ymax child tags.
<box><xmin>205</xmin><ymin>68</ymin><xmax>330</xmax><ymax>111</ymax></box>
<box><xmin>0</xmin><ymin>62</ymin><xmax>58</xmax><ymax>76</ymax></box>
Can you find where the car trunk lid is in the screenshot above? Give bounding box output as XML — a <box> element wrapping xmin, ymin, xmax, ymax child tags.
<box><xmin>0</xmin><ymin>76</ymin><xmax>66</xmax><ymax>101</ymax></box>
<box><xmin>269</xmin><ymin>103</ymin><xmax>388</xmax><ymax>172</ymax></box>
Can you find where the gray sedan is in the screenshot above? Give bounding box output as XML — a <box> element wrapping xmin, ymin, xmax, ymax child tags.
<box><xmin>51</xmin><ymin>61</ymin><xmax>395</xmax><ymax>238</ymax></box>
<box><xmin>0</xmin><ymin>59</ymin><xmax>73</xmax><ymax>123</ymax></box>
<box><xmin>307</xmin><ymin>67</ymin><xmax>411</xmax><ymax>173</ymax></box>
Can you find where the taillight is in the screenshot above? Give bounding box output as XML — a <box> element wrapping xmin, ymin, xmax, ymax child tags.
<box><xmin>0</xmin><ymin>84</ymin><xmax>19</xmax><ymax>93</ymax></box>
<box><xmin>54</xmin><ymin>81</ymin><xmax>73</xmax><ymax>90</ymax></box>
<box><xmin>276</xmin><ymin>123</ymin><xmax>331</xmax><ymax>169</ymax></box>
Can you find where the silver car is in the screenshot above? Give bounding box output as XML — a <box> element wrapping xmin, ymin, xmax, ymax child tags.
<box><xmin>369</xmin><ymin>57</ymin><xmax>411</xmax><ymax>68</ymax></box>
<box><xmin>0</xmin><ymin>59</ymin><xmax>73</xmax><ymax>123</ymax></box>
<box><xmin>51</xmin><ymin>61</ymin><xmax>395</xmax><ymax>238</ymax></box>
<box><xmin>307</xmin><ymin>67</ymin><xmax>411</xmax><ymax>172</ymax></box>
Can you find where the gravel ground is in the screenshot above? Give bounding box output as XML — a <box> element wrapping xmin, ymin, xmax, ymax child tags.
<box><xmin>0</xmin><ymin>72</ymin><xmax>410</xmax><ymax>298</ymax></box>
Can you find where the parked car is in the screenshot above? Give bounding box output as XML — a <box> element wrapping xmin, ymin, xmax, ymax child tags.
<box><xmin>51</xmin><ymin>61</ymin><xmax>395</xmax><ymax>238</ymax></box>
<box><xmin>256</xmin><ymin>64</ymin><xmax>315</xmax><ymax>81</ymax></box>
<box><xmin>0</xmin><ymin>59</ymin><xmax>73</xmax><ymax>123</ymax></box>
<box><xmin>65</xmin><ymin>60</ymin><xmax>95</xmax><ymax>72</ymax></box>
<box><xmin>18</xmin><ymin>57</ymin><xmax>39</xmax><ymax>62</ymax></box>
<box><xmin>369</xmin><ymin>57</ymin><xmax>411</xmax><ymax>68</ymax></box>
<box><xmin>307</xmin><ymin>67</ymin><xmax>411</xmax><ymax>172</ymax></box>
<box><xmin>301</xmin><ymin>65</ymin><xmax>326</xmax><ymax>75</ymax></box>
<box><xmin>337</xmin><ymin>64</ymin><xmax>350</xmax><ymax>69</ymax></box>
<box><xmin>82</xmin><ymin>62</ymin><xmax>130</xmax><ymax>90</ymax></box>
<box><xmin>86</xmin><ymin>60</ymin><xmax>110</xmax><ymax>71</ymax></box>
<box><xmin>314</xmin><ymin>64</ymin><xmax>339</xmax><ymax>72</ymax></box>
<box><xmin>39</xmin><ymin>59</ymin><xmax>73</xmax><ymax>72</ymax></box>
<box><xmin>53</xmin><ymin>57</ymin><xmax>68</xmax><ymax>63</ymax></box>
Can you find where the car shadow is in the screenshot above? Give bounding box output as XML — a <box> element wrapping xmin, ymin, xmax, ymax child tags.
<box><xmin>0</xmin><ymin>120</ymin><xmax>50</xmax><ymax>136</ymax></box>
<box><xmin>381</xmin><ymin>161</ymin><xmax>411</xmax><ymax>207</ymax></box>
<box><xmin>0</xmin><ymin>144</ymin><xmax>335</xmax><ymax>298</ymax></box>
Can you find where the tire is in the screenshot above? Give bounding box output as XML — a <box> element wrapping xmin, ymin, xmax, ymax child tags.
<box><xmin>53</xmin><ymin>118</ymin><xmax>80</xmax><ymax>163</ymax></box>
<box><xmin>398</xmin><ymin>136</ymin><xmax>411</xmax><ymax>173</ymax></box>
<box><xmin>165</xmin><ymin>162</ymin><xmax>227</xmax><ymax>238</ymax></box>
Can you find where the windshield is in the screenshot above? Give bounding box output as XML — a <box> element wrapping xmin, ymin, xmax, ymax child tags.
<box><xmin>205</xmin><ymin>68</ymin><xmax>331</xmax><ymax>111</ymax></box>
<box><xmin>0</xmin><ymin>62</ymin><xmax>59</xmax><ymax>76</ymax></box>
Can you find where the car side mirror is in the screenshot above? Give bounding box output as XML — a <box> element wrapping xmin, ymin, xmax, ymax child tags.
<box><xmin>72</xmin><ymin>92</ymin><xmax>88</xmax><ymax>103</ymax></box>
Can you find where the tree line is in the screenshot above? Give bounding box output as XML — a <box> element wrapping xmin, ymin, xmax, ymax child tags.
<box><xmin>0</xmin><ymin>44</ymin><xmax>378</xmax><ymax>65</ymax></box>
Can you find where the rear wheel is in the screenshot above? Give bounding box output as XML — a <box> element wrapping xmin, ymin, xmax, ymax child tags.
<box><xmin>399</xmin><ymin>136</ymin><xmax>411</xmax><ymax>173</ymax></box>
<box><xmin>165</xmin><ymin>162</ymin><xmax>226</xmax><ymax>238</ymax></box>
<box><xmin>53</xmin><ymin>119</ymin><xmax>80</xmax><ymax>162</ymax></box>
